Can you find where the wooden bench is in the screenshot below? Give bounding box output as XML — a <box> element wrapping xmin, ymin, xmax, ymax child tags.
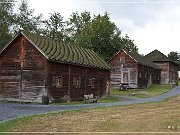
<box><xmin>84</xmin><ymin>94</ymin><xmax>97</xmax><ymax>103</ymax></box>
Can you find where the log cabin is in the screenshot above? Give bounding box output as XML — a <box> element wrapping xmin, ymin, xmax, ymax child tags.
<box><xmin>0</xmin><ymin>31</ymin><xmax>111</xmax><ymax>103</ymax></box>
<box><xmin>145</xmin><ymin>49</ymin><xmax>179</xmax><ymax>84</ymax></box>
<box><xmin>108</xmin><ymin>49</ymin><xmax>161</xmax><ymax>88</ymax></box>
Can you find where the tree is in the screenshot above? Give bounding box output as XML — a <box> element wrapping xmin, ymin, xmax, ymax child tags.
<box><xmin>43</xmin><ymin>12</ymin><xmax>67</xmax><ymax>42</ymax></box>
<box><xmin>67</xmin><ymin>11</ymin><xmax>91</xmax><ymax>43</ymax></box>
<box><xmin>0</xmin><ymin>0</ymin><xmax>15</xmax><ymax>50</ymax></box>
<box><xmin>73</xmin><ymin>12</ymin><xmax>138</xmax><ymax>61</ymax></box>
<box><xmin>14</xmin><ymin>0</ymin><xmax>43</xmax><ymax>33</ymax></box>
<box><xmin>168</xmin><ymin>51</ymin><xmax>180</xmax><ymax>70</ymax></box>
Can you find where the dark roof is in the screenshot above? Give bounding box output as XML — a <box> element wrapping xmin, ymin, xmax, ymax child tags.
<box><xmin>145</xmin><ymin>49</ymin><xmax>171</xmax><ymax>62</ymax></box>
<box><xmin>127</xmin><ymin>51</ymin><xmax>160</xmax><ymax>69</ymax></box>
<box><xmin>109</xmin><ymin>49</ymin><xmax>160</xmax><ymax>69</ymax></box>
<box><xmin>1</xmin><ymin>31</ymin><xmax>111</xmax><ymax>70</ymax></box>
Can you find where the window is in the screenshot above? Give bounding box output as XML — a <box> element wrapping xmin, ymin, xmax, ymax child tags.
<box><xmin>89</xmin><ymin>78</ymin><xmax>95</xmax><ymax>88</ymax></box>
<box><xmin>139</xmin><ymin>72</ymin><xmax>142</xmax><ymax>78</ymax></box>
<box><xmin>73</xmin><ymin>77</ymin><xmax>81</xmax><ymax>88</ymax></box>
<box><xmin>158</xmin><ymin>76</ymin><xmax>160</xmax><ymax>80</ymax></box>
<box><xmin>145</xmin><ymin>73</ymin><xmax>147</xmax><ymax>79</ymax></box>
<box><xmin>53</xmin><ymin>76</ymin><xmax>63</xmax><ymax>87</ymax></box>
<box><xmin>119</xmin><ymin>57</ymin><xmax>125</xmax><ymax>64</ymax></box>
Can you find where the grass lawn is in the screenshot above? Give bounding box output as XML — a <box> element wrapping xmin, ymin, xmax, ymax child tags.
<box><xmin>54</xmin><ymin>84</ymin><xmax>173</xmax><ymax>105</ymax></box>
<box><xmin>111</xmin><ymin>84</ymin><xmax>174</xmax><ymax>98</ymax></box>
<box><xmin>53</xmin><ymin>95</ymin><xmax>120</xmax><ymax>105</ymax></box>
<box><xmin>0</xmin><ymin>96</ymin><xmax>179</xmax><ymax>133</ymax></box>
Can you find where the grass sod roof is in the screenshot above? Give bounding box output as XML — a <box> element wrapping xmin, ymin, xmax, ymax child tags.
<box><xmin>21</xmin><ymin>31</ymin><xmax>111</xmax><ymax>70</ymax></box>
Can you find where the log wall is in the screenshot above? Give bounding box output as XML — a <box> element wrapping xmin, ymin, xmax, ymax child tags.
<box><xmin>109</xmin><ymin>50</ymin><xmax>161</xmax><ymax>88</ymax></box>
<box><xmin>48</xmin><ymin>62</ymin><xmax>110</xmax><ymax>101</ymax></box>
<box><xmin>0</xmin><ymin>35</ymin><xmax>47</xmax><ymax>102</ymax></box>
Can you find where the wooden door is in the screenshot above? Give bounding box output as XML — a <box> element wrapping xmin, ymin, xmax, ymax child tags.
<box><xmin>122</xmin><ymin>72</ymin><xmax>129</xmax><ymax>84</ymax></box>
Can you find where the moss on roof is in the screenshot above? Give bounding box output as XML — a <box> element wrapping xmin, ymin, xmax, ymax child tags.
<box><xmin>21</xmin><ymin>31</ymin><xmax>111</xmax><ymax>70</ymax></box>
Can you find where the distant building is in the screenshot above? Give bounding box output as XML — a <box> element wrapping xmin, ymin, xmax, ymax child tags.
<box><xmin>108</xmin><ymin>49</ymin><xmax>161</xmax><ymax>88</ymax></box>
<box><xmin>145</xmin><ymin>49</ymin><xmax>179</xmax><ymax>84</ymax></box>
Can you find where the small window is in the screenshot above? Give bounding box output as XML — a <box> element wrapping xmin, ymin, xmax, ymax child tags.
<box><xmin>89</xmin><ymin>78</ymin><xmax>95</xmax><ymax>88</ymax></box>
<box><xmin>145</xmin><ymin>73</ymin><xmax>147</xmax><ymax>79</ymax></box>
<box><xmin>119</xmin><ymin>57</ymin><xmax>125</xmax><ymax>64</ymax></box>
<box><xmin>158</xmin><ymin>76</ymin><xmax>160</xmax><ymax>80</ymax></box>
<box><xmin>73</xmin><ymin>77</ymin><xmax>81</xmax><ymax>88</ymax></box>
<box><xmin>53</xmin><ymin>76</ymin><xmax>63</xmax><ymax>87</ymax></box>
<box><xmin>139</xmin><ymin>72</ymin><xmax>142</xmax><ymax>78</ymax></box>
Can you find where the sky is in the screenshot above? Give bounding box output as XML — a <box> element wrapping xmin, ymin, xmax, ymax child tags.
<box><xmin>24</xmin><ymin>0</ymin><xmax>180</xmax><ymax>55</ymax></box>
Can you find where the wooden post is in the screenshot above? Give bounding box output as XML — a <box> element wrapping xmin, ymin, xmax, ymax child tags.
<box><xmin>84</xmin><ymin>68</ymin><xmax>87</xmax><ymax>95</ymax></box>
<box><xmin>44</xmin><ymin>60</ymin><xmax>48</xmax><ymax>96</ymax></box>
<box><xmin>19</xmin><ymin>36</ymin><xmax>25</xmax><ymax>101</ymax></box>
<box><xmin>98</xmin><ymin>71</ymin><xmax>100</xmax><ymax>97</ymax></box>
<box><xmin>68</xmin><ymin>65</ymin><xmax>71</xmax><ymax>101</ymax></box>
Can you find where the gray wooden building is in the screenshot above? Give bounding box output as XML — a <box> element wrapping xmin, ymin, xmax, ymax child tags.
<box><xmin>145</xmin><ymin>49</ymin><xmax>179</xmax><ymax>84</ymax></box>
<box><xmin>108</xmin><ymin>49</ymin><xmax>161</xmax><ymax>88</ymax></box>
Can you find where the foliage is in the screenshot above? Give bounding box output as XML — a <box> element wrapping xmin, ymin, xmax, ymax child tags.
<box><xmin>14</xmin><ymin>0</ymin><xmax>43</xmax><ymax>33</ymax></box>
<box><xmin>67</xmin><ymin>11</ymin><xmax>91</xmax><ymax>42</ymax></box>
<box><xmin>43</xmin><ymin>12</ymin><xmax>68</xmax><ymax>42</ymax></box>
<box><xmin>73</xmin><ymin>12</ymin><xmax>138</xmax><ymax>60</ymax></box>
<box><xmin>0</xmin><ymin>1</ymin><xmax>138</xmax><ymax>59</ymax></box>
<box><xmin>0</xmin><ymin>0</ymin><xmax>15</xmax><ymax>50</ymax></box>
<box><xmin>168</xmin><ymin>51</ymin><xmax>180</xmax><ymax>70</ymax></box>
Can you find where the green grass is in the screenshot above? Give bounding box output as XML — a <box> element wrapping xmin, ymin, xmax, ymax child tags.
<box><xmin>98</xmin><ymin>95</ymin><xmax>120</xmax><ymax>103</ymax></box>
<box><xmin>53</xmin><ymin>95</ymin><xmax>120</xmax><ymax>105</ymax></box>
<box><xmin>111</xmin><ymin>84</ymin><xmax>174</xmax><ymax>98</ymax></box>
<box><xmin>53</xmin><ymin>101</ymin><xmax>85</xmax><ymax>105</ymax></box>
<box><xmin>0</xmin><ymin>96</ymin><xmax>179</xmax><ymax>132</ymax></box>
<box><xmin>0</xmin><ymin>117</ymin><xmax>33</xmax><ymax>132</ymax></box>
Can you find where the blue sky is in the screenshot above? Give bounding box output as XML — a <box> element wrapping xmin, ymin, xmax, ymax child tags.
<box><xmin>25</xmin><ymin>0</ymin><xmax>180</xmax><ymax>55</ymax></box>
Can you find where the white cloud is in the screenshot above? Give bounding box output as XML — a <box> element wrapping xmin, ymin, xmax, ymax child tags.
<box><xmin>27</xmin><ymin>0</ymin><xmax>104</xmax><ymax>20</ymax></box>
<box><xmin>129</xmin><ymin>5</ymin><xmax>180</xmax><ymax>55</ymax></box>
<box><xmin>25</xmin><ymin>0</ymin><xmax>180</xmax><ymax>55</ymax></box>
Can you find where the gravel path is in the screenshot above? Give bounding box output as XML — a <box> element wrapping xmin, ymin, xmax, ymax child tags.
<box><xmin>0</xmin><ymin>86</ymin><xmax>180</xmax><ymax>123</ymax></box>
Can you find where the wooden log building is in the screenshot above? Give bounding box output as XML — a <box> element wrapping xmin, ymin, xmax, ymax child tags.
<box><xmin>0</xmin><ymin>31</ymin><xmax>111</xmax><ymax>103</ymax></box>
<box><xmin>108</xmin><ymin>49</ymin><xmax>161</xmax><ymax>88</ymax></box>
<box><xmin>145</xmin><ymin>49</ymin><xmax>179</xmax><ymax>84</ymax></box>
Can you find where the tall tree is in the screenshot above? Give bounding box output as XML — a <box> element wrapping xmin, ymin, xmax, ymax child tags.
<box><xmin>67</xmin><ymin>11</ymin><xmax>91</xmax><ymax>43</ymax></box>
<box><xmin>43</xmin><ymin>12</ymin><xmax>67</xmax><ymax>42</ymax></box>
<box><xmin>0</xmin><ymin>0</ymin><xmax>15</xmax><ymax>50</ymax></box>
<box><xmin>168</xmin><ymin>51</ymin><xmax>180</xmax><ymax>70</ymax></box>
<box><xmin>15</xmin><ymin>0</ymin><xmax>42</xmax><ymax>33</ymax></box>
<box><xmin>73</xmin><ymin>12</ymin><xmax>138</xmax><ymax>60</ymax></box>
